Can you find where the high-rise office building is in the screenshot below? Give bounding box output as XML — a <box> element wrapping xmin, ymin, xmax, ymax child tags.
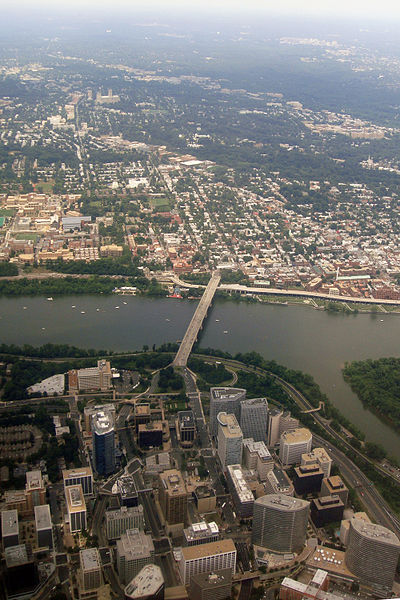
<box><xmin>84</xmin><ymin>404</ymin><xmax>116</xmax><ymax>433</ymax></box>
<box><xmin>264</xmin><ymin>466</ymin><xmax>294</xmax><ymax>496</ymax></box>
<box><xmin>92</xmin><ymin>409</ymin><xmax>116</xmax><ymax>476</ymax></box>
<box><xmin>158</xmin><ymin>469</ymin><xmax>188</xmax><ymax>526</ymax></box>
<box><xmin>310</xmin><ymin>495</ymin><xmax>344</xmax><ymax>528</ymax></box>
<box><xmin>252</xmin><ymin>494</ymin><xmax>310</xmax><ymax>553</ymax></box>
<box><xmin>209</xmin><ymin>388</ymin><xmax>245</xmax><ymax>437</ymax></box>
<box><xmin>25</xmin><ymin>470</ymin><xmax>46</xmax><ymax>511</ymax></box>
<box><xmin>34</xmin><ymin>505</ymin><xmax>53</xmax><ymax>550</ymax></box>
<box><xmin>226</xmin><ymin>465</ymin><xmax>254</xmax><ymax>518</ymax></box>
<box><xmin>267</xmin><ymin>408</ymin><xmax>283</xmax><ymax>447</ymax></box>
<box><xmin>116</xmin><ymin>529</ymin><xmax>155</xmax><ymax>585</ymax></box>
<box><xmin>301</xmin><ymin>448</ymin><xmax>332</xmax><ymax>478</ymax></box>
<box><xmin>240</xmin><ymin>398</ymin><xmax>268</xmax><ymax>442</ymax></box>
<box><xmin>279</xmin><ymin>412</ymin><xmax>299</xmax><ymax>437</ymax></box>
<box><xmin>63</xmin><ymin>467</ymin><xmax>94</xmax><ymax>496</ymax></box>
<box><xmin>80</xmin><ymin>548</ymin><xmax>102</xmax><ymax>594</ymax></box>
<box><xmin>217</xmin><ymin>412</ymin><xmax>243</xmax><ymax>469</ymax></box>
<box><xmin>345</xmin><ymin>517</ymin><xmax>400</xmax><ymax>590</ymax></box>
<box><xmin>176</xmin><ymin>410</ymin><xmax>196</xmax><ymax>447</ymax></box>
<box><xmin>190</xmin><ymin>569</ymin><xmax>232</xmax><ymax>600</ymax></box>
<box><xmin>183</xmin><ymin>521</ymin><xmax>219</xmax><ymax>546</ymax></box>
<box><xmin>106</xmin><ymin>506</ymin><xmax>145</xmax><ymax>541</ymax></box>
<box><xmin>293</xmin><ymin>463</ymin><xmax>324</xmax><ymax>495</ymax></box>
<box><xmin>242</xmin><ymin>438</ymin><xmax>273</xmax><ymax>481</ymax></box>
<box><xmin>320</xmin><ymin>476</ymin><xmax>348</xmax><ymax>506</ymax></box>
<box><xmin>179</xmin><ymin>539</ymin><xmax>236</xmax><ymax>585</ymax></box>
<box><xmin>280</xmin><ymin>428</ymin><xmax>312</xmax><ymax>466</ymax></box>
<box><xmin>65</xmin><ymin>485</ymin><xmax>87</xmax><ymax>533</ymax></box>
<box><xmin>124</xmin><ymin>565</ymin><xmax>165</xmax><ymax>600</ymax></box>
<box><xmin>1</xmin><ymin>509</ymin><xmax>19</xmax><ymax>549</ymax></box>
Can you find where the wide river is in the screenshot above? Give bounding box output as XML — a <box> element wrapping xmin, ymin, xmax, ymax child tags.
<box><xmin>1</xmin><ymin>295</ymin><xmax>400</xmax><ymax>457</ymax></box>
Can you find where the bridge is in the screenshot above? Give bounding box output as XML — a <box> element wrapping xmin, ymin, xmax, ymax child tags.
<box><xmin>301</xmin><ymin>401</ymin><xmax>325</xmax><ymax>414</ymax></box>
<box><xmin>173</xmin><ymin>271</ymin><xmax>221</xmax><ymax>367</ymax></box>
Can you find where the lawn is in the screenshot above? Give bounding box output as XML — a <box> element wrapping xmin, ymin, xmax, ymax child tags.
<box><xmin>15</xmin><ymin>233</ymin><xmax>40</xmax><ymax>241</ymax></box>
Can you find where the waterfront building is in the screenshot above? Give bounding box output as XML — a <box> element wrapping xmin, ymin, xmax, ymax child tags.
<box><xmin>65</xmin><ymin>484</ymin><xmax>87</xmax><ymax>533</ymax></box>
<box><xmin>158</xmin><ymin>469</ymin><xmax>188</xmax><ymax>526</ymax></box>
<box><xmin>226</xmin><ymin>464</ymin><xmax>254</xmax><ymax>518</ymax></box>
<box><xmin>190</xmin><ymin>568</ymin><xmax>232</xmax><ymax>600</ymax></box>
<box><xmin>80</xmin><ymin>548</ymin><xmax>102</xmax><ymax>596</ymax></box>
<box><xmin>345</xmin><ymin>517</ymin><xmax>400</xmax><ymax>590</ymax></box>
<box><xmin>1</xmin><ymin>509</ymin><xmax>19</xmax><ymax>549</ymax></box>
<box><xmin>106</xmin><ymin>506</ymin><xmax>145</xmax><ymax>541</ymax></box>
<box><xmin>183</xmin><ymin>521</ymin><xmax>219</xmax><ymax>546</ymax></box>
<box><xmin>240</xmin><ymin>398</ymin><xmax>268</xmax><ymax>442</ymax></box>
<box><xmin>124</xmin><ymin>564</ymin><xmax>164</xmax><ymax>600</ymax></box>
<box><xmin>63</xmin><ymin>466</ymin><xmax>94</xmax><ymax>496</ymax></box>
<box><xmin>25</xmin><ymin>470</ymin><xmax>46</xmax><ymax>511</ymax></box>
<box><xmin>267</xmin><ymin>408</ymin><xmax>283</xmax><ymax>448</ymax></box>
<box><xmin>179</xmin><ymin>539</ymin><xmax>236</xmax><ymax>585</ymax></box>
<box><xmin>252</xmin><ymin>494</ymin><xmax>310</xmax><ymax>553</ymax></box>
<box><xmin>242</xmin><ymin>438</ymin><xmax>273</xmax><ymax>481</ymax></box>
<box><xmin>301</xmin><ymin>447</ymin><xmax>332</xmax><ymax>478</ymax></box>
<box><xmin>310</xmin><ymin>495</ymin><xmax>344</xmax><ymax>528</ymax></box>
<box><xmin>69</xmin><ymin>360</ymin><xmax>112</xmax><ymax>392</ymax></box>
<box><xmin>34</xmin><ymin>504</ymin><xmax>53</xmax><ymax>550</ymax></box>
<box><xmin>217</xmin><ymin>412</ymin><xmax>243</xmax><ymax>469</ymax></box>
<box><xmin>280</xmin><ymin>428</ymin><xmax>312</xmax><ymax>466</ymax></box>
<box><xmin>176</xmin><ymin>410</ymin><xmax>196</xmax><ymax>447</ymax></box>
<box><xmin>321</xmin><ymin>476</ymin><xmax>348</xmax><ymax>506</ymax></box>
<box><xmin>279</xmin><ymin>412</ymin><xmax>300</xmax><ymax>437</ymax></box>
<box><xmin>293</xmin><ymin>463</ymin><xmax>324</xmax><ymax>495</ymax></box>
<box><xmin>116</xmin><ymin>529</ymin><xmax>155</xmax><ymax>585</ymax></box>
<box><xmin>209</xmin><ymin>388</ymin><xmax>245</xmax><ymax>437</ymax></box>
<box><xmin>92</xmin><ymin>408</ymin><xmax>116</xmax><ymax>476</ymax></box>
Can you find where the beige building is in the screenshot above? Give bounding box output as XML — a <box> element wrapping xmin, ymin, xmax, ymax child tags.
<box><xmin>302</xmin><ymin>447</ymin><xmax>332</xmax><ymax>478</ymax></box>
<box><xmin>321</xmin><ymin>476</ymin><xmax>348</xmax><ymax>506</ymax></box>
<box><xmin>79</xmin><ymin>548</ymin><xmax>102</xmax><ymax>599</ymax></box>
<box><xmin>63</xmin><ymin>467</ymin><xmax>93</xmax><ymax>497</ymax></box>
<box><xmin>217</xmin><ymin>412</ymin><xmax>243</xmax><ymax>469</ymax></box>
<box><xmin>190</xmin><ymin>569</ymin><xmax>232</xmax><ymax>600</ymax></box>
<box><xmin>25</xmin><ymin>470</ymin><xmax>46</xmax><ymax>511</ymax></box>
<box><xmin>69</xmin><ymin>360</ymin><xmax>112</xmax><ymax>392</ymax></box>
<box><xmin>65</xmin><ymin>484</ymin><xmax>87</xmax><ymax>533</ymax></box>
<box><xmin>159</xmin><ymin>469</ymin><xmax>188</xmax><ymax>526</ymax></box>
<box><xmin>280</xmin><ymin>428</ymin><xmax>312</xmax><ymax>466</ymax></box>
<box><xmin>179</xmin><ymin>539</ymin><xmax>236</xmax><ymax>585</ymax></box>
<box><xmin>116</xmin><ymin>529</ymin><xmax>155</xmax><ymax>585</ymax></box>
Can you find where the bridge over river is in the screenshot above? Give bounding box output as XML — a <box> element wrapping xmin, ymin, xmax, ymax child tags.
<box><xmin>173</xmin><ymin>271</ymin><xmax>221</xmax><ymax>367</ymax></box>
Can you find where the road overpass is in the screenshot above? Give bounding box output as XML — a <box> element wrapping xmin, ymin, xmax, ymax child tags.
<box><xmin>173</xmin><ymin>271</ymin><xmax>221</xmax><ymax>367</ymax></box>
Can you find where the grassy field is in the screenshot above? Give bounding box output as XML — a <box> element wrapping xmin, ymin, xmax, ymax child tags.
<box><xmin>150</xmin><ymin>197</ymin><xmax>171</xmax><ymax>212</ymax></box>
<box><xmin>15</xmin><ymin>233</ymin><xmax>40</xmax><ymax>241</ymax></box>
<box><xmin>35</xmin><ymin>180</ymin><xmax>54</xmax><ymax>194</ymax></box>
<box><xmin>0</xmin><ymin>209</ymin><xmax>16</xmax><ymax>217</ymax></box>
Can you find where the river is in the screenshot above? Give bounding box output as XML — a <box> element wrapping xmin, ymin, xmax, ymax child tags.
<box><xmin>1</xmin><ymin>295</ymin><xmax>399</xmax><ymax>457</ymax></box>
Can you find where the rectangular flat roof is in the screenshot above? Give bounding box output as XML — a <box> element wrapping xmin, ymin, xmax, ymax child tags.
<box><xmin>181</xmin><ymin>538</ymin><xmax>235</xmax><ymax>560</ymax></box>
<box><xmin>81</xmin><ymin>548</ymin><xmax>100</xmax><ymax>572</ymax></box>
<box><xmin>34</xmin><ymin>504</ymin><xmax>52</xmax><ymax>530</ymax></box>
<box><xmin>1</xmin><ymin>509</ymin><xmax>18</xmax><ymax>536</ymax></box>
<box><xmin>26</xmin><ymin>470</ymin><xmax>43</xmax><ymax>490</ymax></box>
<box><xmin>63</xmin><ymin>466</ymin><xmax>93</xmax><ymax>479</ymax></box>
<box><xmin>65</xmin><ymin>485</ymin><xmax>86</xmax><ymax>512</ymax></box>
<box><xmin>160</xmin><ymin>469</ymin><xmax>186</xmax><ymax>495</ymax></box>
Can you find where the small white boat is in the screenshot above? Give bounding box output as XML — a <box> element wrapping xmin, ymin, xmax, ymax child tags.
<box><xmin>23</xmin><ymin>306</ymin><xmax>27</xmax><ymax>310</ymax></box>
<box><xmin>216</xmin><ymin>319</ymin><xmax>220</xmax><ymax>322</ymax></box>
<box><xmin>72</xmin><ymin>305</ymin><xmax>76</xmax><ymax>308</ymax></box>
<box><xmin>380</xmin><ymin>319</ymin><xmax>384</xmax><ymax>322</ymax></box>
<box><xmin>41</xmin><ymin>327</ymin><xmax>45</xmax><ymax>330</ymax></box>
<box><xmin>81</xmin><ymin>311</ymin><xmax>85</xmax><ymax>314</ymax></box>
<box><xmin>115</xmin><ymin>306</ymin><xmax>120</xmax><ymax>309</ymax></box>
<box><xmin>166</xmin><ymin>318</ymin><xmax>170</xmax><ymax>322</ymax></box>
<box><xmin>223</xmin><ymin>330</ymin><xmax>228</xmax><ymax>334</ymax></box>
<box><xmin>123</xmin><ymin>302</ymin><xmax>127</xmax><ymax>305</ymax></box>
<box><xmin>96</xmin><ymin>308</ymin><xmax>100</xmax><ymax>312</ymax></box>
<box><xmin>47</xmin><ymin>297</ymin><xmax>53</xmax><ymax>301</ymax></box>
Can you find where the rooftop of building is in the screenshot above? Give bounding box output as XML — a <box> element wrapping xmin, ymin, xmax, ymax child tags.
<box><xmin>117</xmin><ymin>529</ymin><xmax>154</xmax><ymax>560</ymax></box>
<box><xmin>178</xmin><ymin>410</ymin><xmax>195</xmax><ymax>428</ymax></box>
<box><xmin>217</xmin><ymin>412</ymin><xmax>242</xmax><ymax>437</ymax></box>
<box><xmin>5</xmin><ymin>544</ymin><xmax>30</xmax><ymax>568</ymax></box>
<box><xmin>1</xmin><ymin>509</ymin><xmax>18</xmax><ymax>536</ymax></box>
<box><xmin>105</xmin><ymin>505</ymin><xmax>143</xmax><ymax>520</ymax></box>
<box><xmin>138</xmin><ymin>421</ymin><xmax>163</xmax><ymax>432</ymax></box>
<box><xmin>256</xmin><ymin>493</ymin><xmax>309</xmax><ymax>512</ymax></box>
<box><xmin>124</xmin><ymin>564</ymin><xmax>164</xmax><ymax>599</ymax></box>
<box><xmin>267</xmin><ymin>467</ymin><xmax>292</xmax><ymax>491</ymax></box>
<box><xmin>191</xmin><ymin>568</ymin><xmax>232</xmax><ymax>588</ymax></box>
<box><xmin>63</xmin><ymin>466</ymin><xmax>93</xmax><ymax>479</ymax></box>
<box><xmin>34</xmin><ymin>504</ymin><xmax>52</xmax><ymax>530</ymax></box>
<box><xmin>4</xmin><ymin>489</ymin><xmax>26</xmax><ymax>503</ymax></box>
<box><xmin>295</xmin><ymin>463</ymin><xmax>324</xmax><ymax>477</ymax></box>
<box><xmin>211</xmin><ymin>387</ymin><xmax>246</xmax><ymax>401</ymax></box>
<box><xmin>269</xmin><ymin>408</ymin><xmax>283</xmax><ymax>417</ymax></box>
<box><xmin>306</xmin><ymin>545</ymin><xmax>353</xmax><ymax>579</ymax></box>
<box><xmin>92</xmin><ymin>409</ymin><xmax>114</xmax><ymax>435</ymax></box>
<box><xmin>25</xmin><ymin>470</ymin><xmax>43</xmax><ymax>490</ymax></box>
<box><xmin>313</xmin><ymin>495</ymin><xmax>344</xmax><ymax>509</ymax></box>
<box><xmin>65</xmin><ymin>484</ymin><xmax>86</xmax><ymax>512</ymax></box>
<box><xmin>302</xmin><ymin>447</ymin><xmax>332</xmax><ymax>462</ymax></box>
<box><xmin>114</xmin><ymin>475</ymin><xmax>138</xmax><ymax>498</ymax></box>
<box><xmin>160</xmin><ymin>469</ymin><xmax>187</xmax><ymax>495</ymax></box>
<box><xmin>243</xmin><ymin>438</ymin><xmax>272</xmax><ymax>460</ymax></box>
<box><xmin>193</xmin><ymin>485</ymin><xmax>215</xmax><ymax>499</ymax></box>
<box><xmin>134</xmin><ymin>404</ymin><xmax>151</xmax><ymax>416</ymax></box>
<box><xmin>80</xmin><ymin>548</ymin><xmax>101</xmax><ymax>572</ymax></box>
<box><xmin>227</xmin><ymin>465</ymin><xmax>255</xmax><ymax>503</ymax></box>
<box><xmin>241</xmin><ymin>397</ymin><xmax>268</xmax><ymax>408</ymax></box>
<box><xmin>350</xmin><ymin>516</ymin><xmax>400</xmax><ymax>546</ymax></box>
<box><xmin>281</xmin><ymin>428</ymin><xmax>312</xmax><ymax>445</ymax></box>
<box><xmin>181</xmin><ymin>538</ymin><xmax>236</xmax><ymax>561</ymax></box>
<box><xmin>184</xmin><ymin>521</ymin><xmax>219</xmax><ymax>541</ymax></box>
<box><xmin>324</xmin><ymin>475</ymin><xmax>347</xmax><ymax>491</ymax></box>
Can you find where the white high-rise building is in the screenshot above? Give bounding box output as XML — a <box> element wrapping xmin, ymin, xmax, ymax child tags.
<box><xmin>179</xmin><ymin>539</ymin><xmax>236</xmax><ymax>585</ymax></box>
<box><xmin>301</xmin><ymin>447</ymin><xmax>332</xmax><ymax>478</ymax></box>
<box><xmin>240</xmin><ymin>398</ymin><xmax>268</xmax><ymax>442</ymax></box>
<box><xmin>217</xmin><ymin>412</ymin><xmax>243</xmax><ymax>469</ymax></box>
<box><xmin>280</xmin><ymin>428</ymin><xmax>312</xmax><ymax>466</ymax></box>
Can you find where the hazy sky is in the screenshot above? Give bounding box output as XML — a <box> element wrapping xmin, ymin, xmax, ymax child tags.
<box><xmin>6</xmin><ymin>0</ymin><xmax>400</xmax><ymax>18</ymax></box>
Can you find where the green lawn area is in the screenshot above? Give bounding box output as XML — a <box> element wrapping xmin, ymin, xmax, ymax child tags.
<box><xmin>36</xmin><ymin>180</ymin><xmax>54</xmax><ymax>193</ymax></box>
<box><xmin>150</xmin><ymin>197</ymin><xmax>171</xmax><ymax>212</ymax></box>
<box><xmin>15</xmin><ymin>233</ymin><xmax>40</xmax><ymax>241</ymax></box>
<box><xmin>0</xmin><ymin>209</ymin><xmax>16</xmax><ymax>217</ymax></box>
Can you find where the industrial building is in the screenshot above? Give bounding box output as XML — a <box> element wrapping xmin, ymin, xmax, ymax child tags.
<box><xmin>226</xmin><ymin>464</ymin><xmax>254</xmax><ymax>518</ymax></box>
<box><xmin>217</xmin><ymin>412</ymin><xmax>243</xmax><ymax>469</ymax></box>
<box><xmin>209</xmin><ymin>388</ymin><xmax>245</xmax><ymax>437</ymax></box>
<box><xmin>311</xmin><ymin>495</ymin><xmax>345</xmax><ymax>528</ymax></box>
<box><xmin>92</xmin><ymin>408</ymin><xmax>116</xmax><ymax>476</ymax></box>
<box><xmin>345</xmin><ymin>517</ymin><xmax>400</xmax><ymax>590</ymax></box>
<box><xmin>293</xmin><ymin>463</ymin><xmax>324</xmax><ymax>495</ymax></box>
<box><xmin>183</xmin><ymin>521</ymin><xmax>219</xmax><ymax>546</ymax></box>
<box><xmin>124</xmin><ymin>564</ymin><xmax>165</xmax><ymax>600</ymax></box>
<box><xmin>65</xmin><ymin>484</ymin><xmax>87</xmax><ymax>533</ymax></box>
<box><xmin>106</xmin><ymin>506</ymin><xmax>145</xmax><ymax>541</ymax></box>
<box><xmin>63</xmin><ymin>467</ymin><xmax>94</xmax><ymax>497</ymax></box>
<box><xmin>252</xmin><ymin>494</ymin><xmax>310</xmax><ymax>553</ymax></box>
<box><xmin>158</xmin><ymin>469</ymin><xmax>188</xmax><ymax>526</ymax></box>
<box><xmin>179</xmin><ymin>538</ymin><xmax>237</xmax><ymax>585</ymax></box>
<box><xmin>280</xmin><ymin>428</ymin><xmax>312</xmax><ymax>466</ymax></box>
<box><xmin>239</xmin><ymin>398</ymin><xmax>268</xmax><ymax>442</ymax></box>
<box><xmin>190</xmin><ymin>568</ymin><xmax>232</xmax><ymax>600</ymax></box>
<box><xmin>116</xmin><ymin>529</ymin><xmax>155</xmax><ymax>585</ymax></box>
<box><xmin>34</xmin><ymin>504</ymin><xmax>53</xmax><ymax>550</ymax></box>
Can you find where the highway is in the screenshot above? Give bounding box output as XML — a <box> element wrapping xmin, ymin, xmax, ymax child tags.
<box><xmin>173</xmin><ymin>271</ymin><xmax>221</xmax><ymax>367</ymax></box>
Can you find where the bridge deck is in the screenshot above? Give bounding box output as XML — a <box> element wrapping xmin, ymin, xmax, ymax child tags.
<box><xmin>173</xmin><ymin>272</ymin><xmax>221</xmax><ymax>367</ymax></box>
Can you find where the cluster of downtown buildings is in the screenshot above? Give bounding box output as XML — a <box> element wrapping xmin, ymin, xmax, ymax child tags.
<box><xmin>1</xmin><ymin>385</ymin><xmax>400</xmax><ymax>600</ymax></box>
